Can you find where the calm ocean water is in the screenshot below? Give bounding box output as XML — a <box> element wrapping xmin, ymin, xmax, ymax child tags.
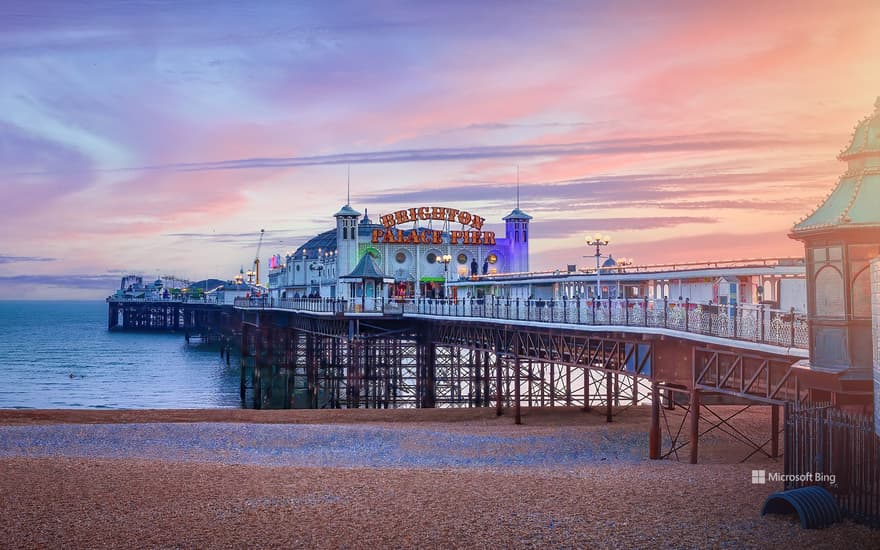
<box><xmin>0</xmin><ymin>301</ymin><xmax>241</xmax><ymax>409</ymax></box>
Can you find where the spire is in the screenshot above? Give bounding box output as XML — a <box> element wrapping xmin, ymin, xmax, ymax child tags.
<box><xmin>347</xmin><ymin>164</ymin><xmax>351</xmax><ymax>205</ymax></box>
<box><xmin>516</xmin><ymin>164</ymin><xmax>520</xmax><ymax>209</ymax></box>
<box><xmin>875</xmin><ymin>96</ymin><xmax>880</xmax><ymax>114</ymax></box>
<box><xmin>503</xmin><ymin>164</ymin><xmax>532</xmax><ymax>221</ymax></box>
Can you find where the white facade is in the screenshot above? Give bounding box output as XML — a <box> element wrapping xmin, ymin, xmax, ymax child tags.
<box><xmin>268</xmin><ymin>204</ymin><xmax>531</xmax><ymax>300</ymax></box>
<box><xmin>450</xmin><ymin>261</ymin><xmax>807</xmax><ymax>308</ymax></box>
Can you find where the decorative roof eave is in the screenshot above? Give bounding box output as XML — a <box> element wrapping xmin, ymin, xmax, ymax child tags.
<box><xmin>503</xmin><ymin>207</ymin><xmax>532</xmax><ymax>221</ymax></box>
<box><xmin>339</xmin><ymin>275</ymin><xmax>395</xmax><ymax>284</ymax></box>
<box><xmin>334</xmin><ymin>204</ymin><xmax>361</xmax><ymax>217</ymax></box>
<box><xmin>837</xmin><ymin>97</ymin><xmax>880</xmax><ymax>160</ymax></box>
<box><xmin>342</xmin><ymin>253</ymin><xmax>389</xmax><ymax>281</ymax></box>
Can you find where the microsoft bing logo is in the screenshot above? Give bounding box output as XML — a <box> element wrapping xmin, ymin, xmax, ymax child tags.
<box><xmin>751</xmin><ymin>470</ymin><xmax>767</xmax><ymax>484</ymax></box>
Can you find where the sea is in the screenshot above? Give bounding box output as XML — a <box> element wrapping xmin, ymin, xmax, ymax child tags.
<box><xmin>0</xmin><ymin>301</ymin><xmax>241</xmax><ymax>409</ymax></box>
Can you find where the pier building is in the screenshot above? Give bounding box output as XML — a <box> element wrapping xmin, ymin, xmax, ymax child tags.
<box><xmin>266</xmin><ymin>203</ymin><xmax>530</xmax><ymax>301</ymax></box>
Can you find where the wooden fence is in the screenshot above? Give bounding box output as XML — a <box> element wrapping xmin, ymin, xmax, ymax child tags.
<box><xmin>785</xmin><ymin>404</ymin><xmax>880</xmax><ymax>527</ymax></box>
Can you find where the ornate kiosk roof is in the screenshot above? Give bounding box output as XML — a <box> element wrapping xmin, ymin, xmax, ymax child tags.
<box><xmin>792</xmin><ymin>97</ymin><xmax>880</xmax><ymax>236</ymax></box>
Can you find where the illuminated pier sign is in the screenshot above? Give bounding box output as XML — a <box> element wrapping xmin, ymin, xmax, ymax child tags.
<box><xmin>372</xmin><ymin>206</ymin><xmax>496</xmax><ymax>245</ymax></box>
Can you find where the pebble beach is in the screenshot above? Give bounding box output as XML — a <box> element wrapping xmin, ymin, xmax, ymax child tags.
<box><xmin>1</xmin><ymin>407</ymin><xmax>877</xmax><ymax>549</ymax></box>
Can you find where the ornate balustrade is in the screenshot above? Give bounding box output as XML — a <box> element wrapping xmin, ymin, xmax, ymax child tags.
<box><xmin>232</xmin><ymin>295</ymin><xmax>808</xmax><ymax>350</ymax></box>
<box><xmin>401</xmin><ymin>296</ymin><xmax>809</xmax><ymax>350</ymax></box>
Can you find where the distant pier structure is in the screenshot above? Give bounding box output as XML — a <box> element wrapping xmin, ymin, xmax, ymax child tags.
<box><xmin>107</xmin><ymin>275</ymin><xmax>243</xmax><ymax>344</ymax></box>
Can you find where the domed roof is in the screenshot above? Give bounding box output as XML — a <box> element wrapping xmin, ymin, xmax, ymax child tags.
<box><xmin>838</xmin><ymin>97</ymin><xmax>880</xmax><ymax>160</ymax></box>
<box><xmin>792</xmin><ymin>97</ymin><xmax>880</xmax><ymax>237</ymax></box>
<box><xmin>291</xmin><ymin>229</ymin><xmax>337</xmax><ymax>259</ymax></box>
<box><xmin>602</xmin><ymin>255</ymin><xmax>617</xmax><ymax>268</ymax></box>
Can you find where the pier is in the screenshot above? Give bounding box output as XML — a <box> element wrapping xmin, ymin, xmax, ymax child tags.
<box><xmin>103</xmin><ymin>98</ymin><xmax>880</xmax><ymax>526</ymax></box>
<box><xmin>106</xmin><ymin>293</ymin><xmax>812</xmax><ymax>461</ymax></box>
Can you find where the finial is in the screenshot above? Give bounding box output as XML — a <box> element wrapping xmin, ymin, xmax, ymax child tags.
<box><xmin>347</xmin><ymin>164</ymin><xmax>351</xmax><ymax>205</ymax></box>
<box><xmin>516</xmin><ymin>164</ymin><xmax>520</xmax><ymax>209</ymax></box>
<box><xmin>875</xmin><ymin>96</ymin><xmax>880</xmax><ymax>113</ymax></box>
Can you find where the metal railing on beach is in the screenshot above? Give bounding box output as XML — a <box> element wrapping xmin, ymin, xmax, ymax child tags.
<box><xmin>785</xmin><ymin>404</ymin><xmax>880</xmax><ymax>527</ymax></box>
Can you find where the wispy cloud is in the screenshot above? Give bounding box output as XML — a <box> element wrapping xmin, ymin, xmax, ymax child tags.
<box><xmin>164</xmin><ymin>230</ymin><xmax>313</xmax><ymax>247</ymax></box>
<box><xmin>0</xmin><ymin>274</ymin><xmax>119</xmax><ymax>290</ymax></box>
<box><xmin>358</xmin><ymin>167</ymin><xmax>828</xmax><ymax>210</ymax></box>
<box><xmin>0</xmin><ymin>254</ymin><xmax>56</xmax><ymax>265</ymax></box>
<box><xmin>533</xmin><ymin>216</ymin><xmax>717</xmax><ymax>236</ymax></box>
<box><xmin>6</xmin><ymin>131</ymin><xmax>813</xmax><ymax>177</ymax></box>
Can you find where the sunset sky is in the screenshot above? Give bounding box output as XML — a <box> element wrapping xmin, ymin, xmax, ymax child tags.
<box><xmin>1</xmin><ymin>0</ymin><xmax>879</xmax><ymax>298</ymax></box>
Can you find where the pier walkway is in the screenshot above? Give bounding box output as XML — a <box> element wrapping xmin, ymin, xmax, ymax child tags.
<box><xmin>233</xmin><ymin>295</ymin><xmax>809</xmax><ymax>356</ymax></box>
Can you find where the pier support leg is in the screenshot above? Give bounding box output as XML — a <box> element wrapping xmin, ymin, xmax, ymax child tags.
<box><xmin>582</xmin><ymin>369</ymin><xmax>591</xmax><ymax>412</ymax></box>
<box><xmin>605</xmin><ymin>371</ymin><xmax>613</xmax><ymax>423</ymax></box>
<box><xmin>514</xmin><ymin>354</ymin><xmax>521</xmax><ymax>425</ymax></box>
<box><xmin>649</xmin><ymin>382</ymin><xmax>661</xmax><ymax>459</ymax></box>
<box><xmin>690</xmin><ymin>389</ymin><xmax>700</xmax><ymax>464</ymax></box>
<box><xmin>239</xmin><ymin>324</ymin><xmax>248</xmax><ymax>401</ymax></box>
<box><xmin>474</xmin><ymin>350</ymin><xmax>482</xmax><ymax>407</ymax></box>
<box><xmin>495</xmin><ymin>352</ymin><xmax>503</xmax><ymax>416</ymax></box>
<box><xmin>307</xmin><ymin>333</ymin><xmax>318</xmax><ymax>409</ymax></box>
<box><xmin>771</xmin><ymin>403</ymin><xmax>780</xmax><ymax>458</ymax></box>
<box><xmin>253</xmin><ymin>325</ymin><xmax>262</xmax><ymax>410</ymax></box>
<box><xmin>483</xmin><ymin>351</ymin><xmax>491</xmax><ymax>407</ymax></box>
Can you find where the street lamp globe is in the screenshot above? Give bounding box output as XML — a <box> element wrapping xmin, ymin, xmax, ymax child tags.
<box><xmin>440</xmin><ymin>254</ymin><xmax>453</xmax><ymax>297</ymax></box>
<box><xmin>584</xmin><ymin>233</ymin><xmax>611</xmax><ymax>299</ymax></box>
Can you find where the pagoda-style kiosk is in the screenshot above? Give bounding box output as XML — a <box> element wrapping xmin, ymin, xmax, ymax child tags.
<box><xmin>790</xmin><ymin>97</ymin><xmax>880</xmax><ymax>407</ymax></box>
<box><xmin>340</xmin><ymin>253</ymin><xmax>393</xmax><ymax>312</ymax></box>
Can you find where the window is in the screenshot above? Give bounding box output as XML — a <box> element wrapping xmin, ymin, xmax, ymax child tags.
<box><xmin>427</xmin><ymin>252</ymin><xmax>437</xmax><ymax>264</ymax></box>
<box><xmin>457</xmin><ymin>253</ymin><xmax>467</xmax><ymax>265</ymax></box>
<box><xmin>852</xmin><ymin>266</ymin><xmax>871</xmax><ymax>318</ymax></box>
<box><xmin>814</xmin><ymin>265</ymin><xmax>845</xmax><ymax>317</ymax></box>
<box><xmin>396</xmin><ymin>251</ymin><xmax>407</xmax><ymax>264</ymax></box>
<box><xmin>487</xmin><ymin>253</ymin><xmax>497</xmax><ymax>264</ymax></box>
<box><xmin>342</xmin><ymin>227</ymin><xmax>348</xmax><ymax>240</ymax></box>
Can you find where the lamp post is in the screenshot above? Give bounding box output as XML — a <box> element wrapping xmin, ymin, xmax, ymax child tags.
<box><xmin>585</xmin><ymin>233</ymin><xmax>610</xmax><ymax>299</ymax></box>
<box><xmin>440</xmin><ymin>254</ymin><xmax>452</xmax><ymax>298</ymax></box>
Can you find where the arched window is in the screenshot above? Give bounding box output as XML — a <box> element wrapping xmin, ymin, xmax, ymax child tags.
<box><xmin>814</xmin><ymin>265</ymin><xmax>845</xmax><ymax>317</ymax></box>
<box><xmin>342</xmin><ymin>227</ymin><xmax>348</xmax><ymax>240</ymax></box>
<box><xmin>852</xmin><ymin>266</ymin><xmax>871</xmax><ymax>318</ymax></box>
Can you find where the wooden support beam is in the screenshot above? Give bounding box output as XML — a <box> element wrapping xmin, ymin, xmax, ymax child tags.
<box><xmin>496</xmin><ymin>352</ymin><xmax>503</xmax><ymax>417</ymax></box>
<box><xmin>690</xmin><ymin>389</ymin><xmax>700</xmax><ymax>464</ymax></box>
<box><xmin>605</xmin><ymin>370</ymin><xmax>613</xmax><ymax>423</ymax></box>
<box><xmin>514</xmin><ymin>354</ymin><xmax>521</xmax><ymax>425</ymax></box>
<box><xmin>771</xmin><ymin>403</ymin><xmax>780</xmax><ymax>458</ymax></box>
<box><xmin>650</xmin><ymin>382</ymin><xmax>661</xmax><ymax>459</ymax></box>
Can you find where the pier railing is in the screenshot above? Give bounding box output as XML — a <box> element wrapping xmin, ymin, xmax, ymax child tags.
<box><xmin>402</xmin><ymin>296</ymin><xmax>809</xmax><ymax>350</ymax></box>
<box><xmin>234</xmin><ymin>296</ymin><xmax>390</xmax><ymax>314</ymax></box>
<box><xmin>108</xmin><ymin>296</ymin><xmax>218</xmax><ymax>304</ymax></box>
<box><xmin>233</xmin><ymin>295</ymin><xmax>808</xmax><ymax>350</ymax></box>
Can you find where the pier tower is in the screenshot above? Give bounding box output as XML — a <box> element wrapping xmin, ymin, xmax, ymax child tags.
<box><xmin>790</xmin><ymin>97</ymin><xmax>880</xmax><ymax>406</ymax></box>
<box><xmin>335</xmin><ymin>203</ymin><xmax>361</xmax><ymax>298</ymax></box>
<box><xmin>502</xmin><ymin>207</ymin><xmax>531</xmax><ymax>274</ymax></box>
